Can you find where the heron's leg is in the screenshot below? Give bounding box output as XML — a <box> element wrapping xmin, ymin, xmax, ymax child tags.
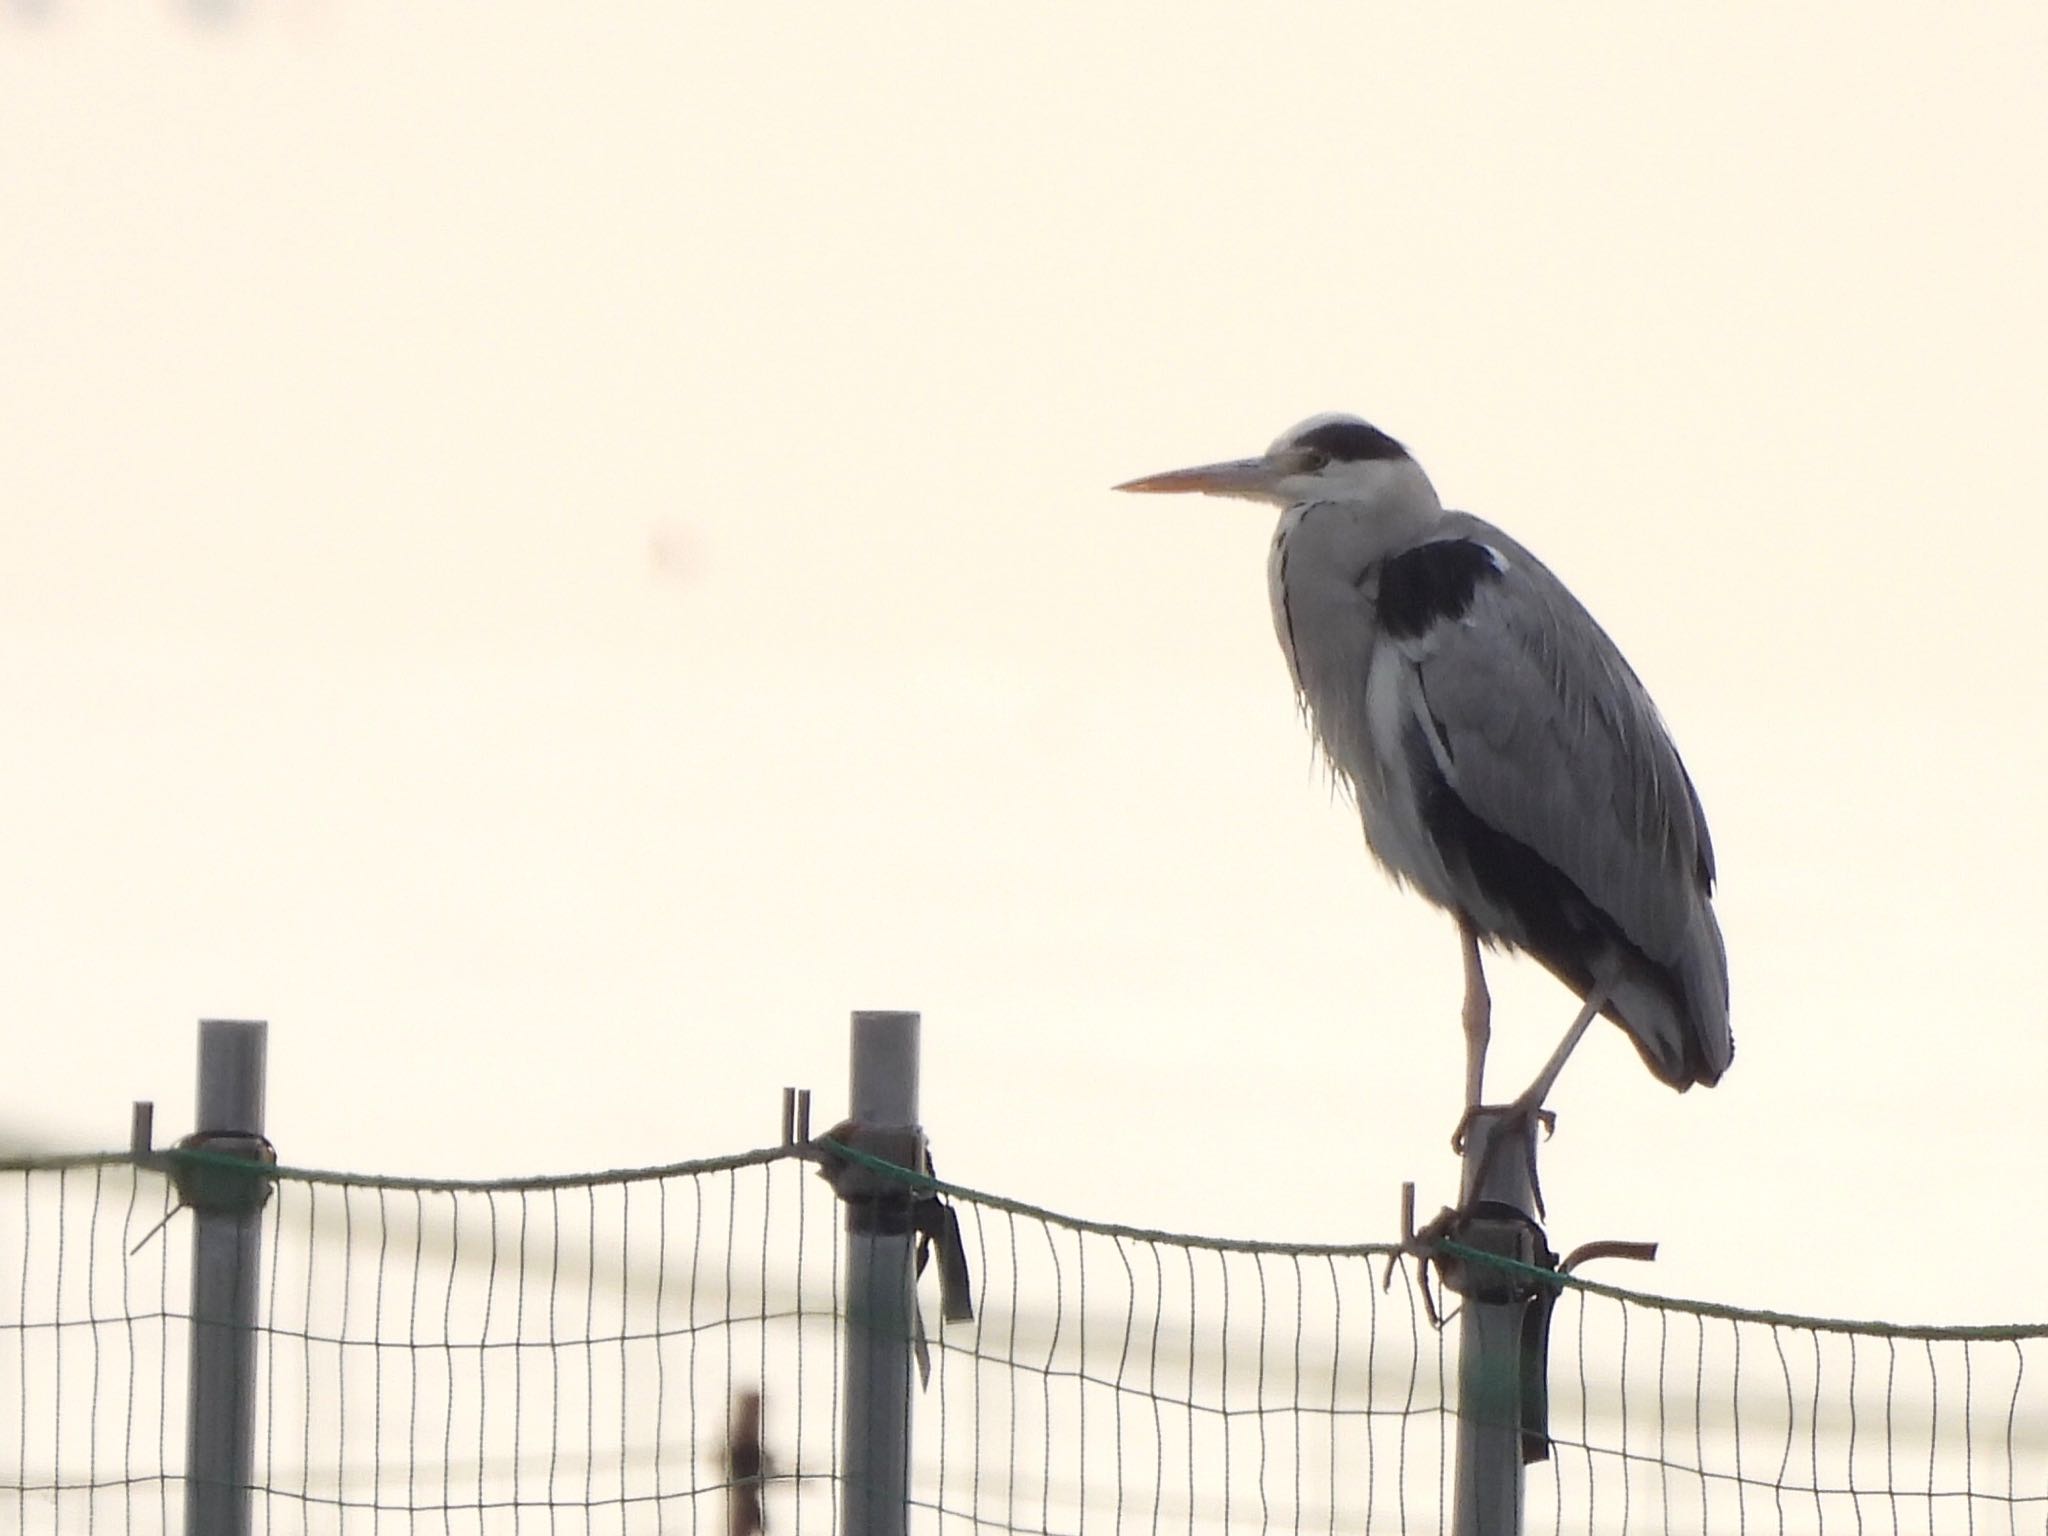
<box><xmin>1509</xmin><ymin>984</ymin><xmax>1608</xmax><ymax>1117</ymax></box>
<box><xmin>1469</xmin><ymin>985</ymin><xmax>1608</xmax><ymax>1217</ymax></box>
<box><xmin>1447</xmin><ymin>918</ymin><xmax>1494</xmax><ymax>1152</ymax></box>
<box><xmin>1459</xmin><ymin>918</ymin><xmax>1490</xmax><ymax>1109</ymax></box>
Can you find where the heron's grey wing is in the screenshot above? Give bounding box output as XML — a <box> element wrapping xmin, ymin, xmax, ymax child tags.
<box><xmin>1401</xmin><ymin>530</ymin><xmax>1712</xmax><ymax>967</ymax></box>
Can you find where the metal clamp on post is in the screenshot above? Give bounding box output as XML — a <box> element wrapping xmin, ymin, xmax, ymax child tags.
<box><xmin>1404</xmin><ymin>1187</ymin><xmax>1661</xmax><ymax>1469</ymax></box>
<box><xmin>812</xmin><ymin>1119</ymin><xmax>974</xmax><ymax>1319</ymax></box>
<box><xmin>1449</xmin><ymin>1210</ymin><xmax>1566</xmax><ymax>1469</ymax></box>
<box><xmin>813</xmin><ymin>1118</ymin><xmax>924</xmax><ymax>1233</ymax></box>
<box><xmin>169</xmin><ymin>1130</ymin><xmax>278</xmax><ymax>1218</ymax></box>
<box><xmin>1432</xmin><ymin>1199</ymin><xmax>1556</xmax><ymax>1305</ymax></box>
<box><xmin>813</xmin><ymin>1118</ymin><xmax>975</xmax><ymax>1386</ymax></box>
<box><xmin>1453</xmin><ymin>1200</ymin><xmax>1562</xmax><ymax>1467</ymax></box>
<box><xmin>1404</xmin><ymin>1189</ymin><xmax>1563</xmax><ymax>1467</ymax></box>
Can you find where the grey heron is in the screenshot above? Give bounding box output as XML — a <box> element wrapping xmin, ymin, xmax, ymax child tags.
<box><xmin>1116</xmin><ymin>414</ymin><xmax>1730</xmax><ymax>1142</ymax></box>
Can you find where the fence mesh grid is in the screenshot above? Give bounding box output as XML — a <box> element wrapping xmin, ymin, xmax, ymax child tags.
<box><xmin>3</xmin><ymin>1147</ymin><xmax>2045</xmax><ymax>1533</ymax></box>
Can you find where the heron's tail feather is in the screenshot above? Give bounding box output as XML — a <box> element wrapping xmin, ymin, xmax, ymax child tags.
<box><xmin>1680</xmin><ymin>905</ymin><xmax>1734</xmax><ymax>1085</ymax></box>
<box><xmin>1604</xmin><ymin>909</ymin><xmax>1731</xmax><ymax>1090</ymax></box>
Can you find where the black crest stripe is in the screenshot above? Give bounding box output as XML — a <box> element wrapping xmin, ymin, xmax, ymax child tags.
<box><xmin>1294</xmin><ymin>420</ymin><xmax>1408</xmax><ymax>462</ymax></box>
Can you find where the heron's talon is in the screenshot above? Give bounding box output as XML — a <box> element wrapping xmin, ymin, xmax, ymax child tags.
<box><xmin>1451</xmin><ymin>1101</ymin><xmax>1557</xmax><ymax>1154</ymax></box>
<box><xmin>1449</xmin><ymin>1110</ymin><xmax>1477</xmax><ymax>1154</ymax></box>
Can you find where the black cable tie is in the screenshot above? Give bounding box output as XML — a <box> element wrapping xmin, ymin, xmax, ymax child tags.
<box><xmin>813</xmin><ymin>1121</ymin><xmax>977</xmax><ymax>1357</ymax></box>
<box><xmin>913</xmin><ymin>1156</ymin><xmax>974</xmax><ymax>1324</ymax></box>
<box><xmin>1402</xmin><ymin>1186</ymin><xmax>1563</xmax><ymax>1463</ymax></box>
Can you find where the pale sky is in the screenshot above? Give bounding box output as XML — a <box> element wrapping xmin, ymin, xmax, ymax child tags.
<box><xmin>4</xmin><ymin>4</ymin><xmax>2047</xmax><ymax>1327</ymax></box>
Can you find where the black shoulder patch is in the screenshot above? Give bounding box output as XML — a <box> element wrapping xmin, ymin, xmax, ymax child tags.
<box><xmin>1294</xmin><ymin>419</ymin><xmax>1408</xmax><ymax>463</ymax></box>
<box><xmin>1377</xmin><ymin>539</ymin><xmax>1506</xmax><ymax>641</ymax></box>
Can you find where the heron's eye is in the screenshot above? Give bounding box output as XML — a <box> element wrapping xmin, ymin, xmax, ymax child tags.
<box><xmin>1297</xmin><ymin>450</ymin><xmax>1331</xmax><ymax>473</ymax></box>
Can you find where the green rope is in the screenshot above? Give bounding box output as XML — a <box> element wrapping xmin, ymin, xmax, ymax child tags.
<box><xmin>810</xmin><ymin>1137</ymin><xmax>1406</xmax><ymax>1259</ymax></box>
<box><xmin>0</xmin><ymin>1143</ymin><xmax>791</xmax><ymax>1192</ymax></box>
<box><xmin>10</xmin><ymin>1138</ymin><xmax>2046</xmax><ymax>1341</ymax></box>
<box><xmin>1433</xmin><ymin>1238</ymin><xmax>2048</xmax><ymax>1343</ymax></box>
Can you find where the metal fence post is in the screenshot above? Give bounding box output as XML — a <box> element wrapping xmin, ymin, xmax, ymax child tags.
<box><xmin>1448</xmin><ymin>1111</ymin><xmax>1542</xmax><ymax>1536</ymax></box>
<box><xmin>839</xmin><ymin>1010</ymin><xmax>920</xmax><ymax>1536</ymax></box>
<box><xmin>183</xmin><ymin>1019</ymin><xmax>269</xmax><ymax>1536</ymax></box>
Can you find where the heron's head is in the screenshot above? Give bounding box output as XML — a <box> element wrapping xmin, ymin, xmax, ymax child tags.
<box><xmin>1114</xmin><ymin>414</ymin><xmax>1425</xmax><ymax>506</ymax></box>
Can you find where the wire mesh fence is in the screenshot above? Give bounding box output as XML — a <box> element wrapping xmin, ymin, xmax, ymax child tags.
<box><xmin>3</xmin><ymin>1144</ymin><xmax>2045</xmax><ymax>1534</ymax></box>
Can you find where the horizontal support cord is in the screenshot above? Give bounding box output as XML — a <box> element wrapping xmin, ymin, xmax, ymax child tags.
<box><xmin>9</xmin><ymin>1140</ymin><xmax>2047</xmax><ymax>1341</ymax></box>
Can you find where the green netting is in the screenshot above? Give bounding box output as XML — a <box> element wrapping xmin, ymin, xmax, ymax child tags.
<box><xmin>2</xmin><ymin>1147</ymin><xmax>2043</xmax><ymax>1533</ymax></box>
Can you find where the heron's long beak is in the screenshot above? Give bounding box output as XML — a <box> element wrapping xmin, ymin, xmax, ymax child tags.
<box><xmin>1113</xmin><ymin>456</ymin><xmax>1279</xmax><ymax>499</ymax></box>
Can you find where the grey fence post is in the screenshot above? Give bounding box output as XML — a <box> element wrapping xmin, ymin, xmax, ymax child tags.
<box><xmin>1448</xmin><ymin>1111</ymin><xmax>1541</xmax><ymax>1536</ymax></box>
<box><xmin>839</xmin><ymin>1010</ymin><xmax>920</xmax><ymax>1536</ymax></box>
<box><xmin>183</xmin><ymin>1019</ymin><xmax>269</xmax><ymax>1536</ymax></box>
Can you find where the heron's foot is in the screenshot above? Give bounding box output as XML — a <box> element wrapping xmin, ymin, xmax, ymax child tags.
<box><xmin>1450</xmin><ymin>1102</ymin><xmax>1556</xmax><ymax>1155</ymax></box>
<box><xmin>1455</xmin><ymin>1096</ymin><xmax>1559</xmax><ymax>1218</ymax></box>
